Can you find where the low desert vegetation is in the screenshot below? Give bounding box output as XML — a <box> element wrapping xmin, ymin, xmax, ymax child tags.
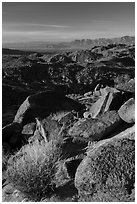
<box><xmin>7</xmin><ymin>139</ymin><xmax>63</xmax><ymax>201</ymax></box>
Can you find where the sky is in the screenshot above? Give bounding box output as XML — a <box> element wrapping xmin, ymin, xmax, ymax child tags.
<box><xmin>2</xmin><ymin>2</ymin><xmax>135</xmax><ymax>43</ymax></box>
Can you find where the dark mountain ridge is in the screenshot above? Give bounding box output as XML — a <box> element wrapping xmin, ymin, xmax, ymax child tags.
<box><xmin>3</xmin><ymin>36</ymin><xmax>135</xmax><ymax>52</ymax></box>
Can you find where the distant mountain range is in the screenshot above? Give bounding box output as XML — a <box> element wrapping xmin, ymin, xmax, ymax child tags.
<box><xmin>3</xmin><ymin>36</ymin><xmax>135</xmax><ymax>52</ymax></box>
<box><xmin>2</xmin><ymin>48</ymin><xmax>36</xmax><ymax>55</ymax></box>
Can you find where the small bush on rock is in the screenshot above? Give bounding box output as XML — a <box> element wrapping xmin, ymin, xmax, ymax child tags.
<box><xmin>7</xmin><ymin>140</ymin><xmax>63</xmax><ymax>201</ymax></box>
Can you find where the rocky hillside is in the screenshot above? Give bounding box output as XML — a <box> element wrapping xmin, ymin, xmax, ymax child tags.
<box><xmin>2</xmin><ymin>43</ymin><xmax>134</xmax><ymax>126</ymax></box>
<box><xmin>2</xmin><ymin>41</ymin><xmax>135</xmax><ymax>202</ymax></box>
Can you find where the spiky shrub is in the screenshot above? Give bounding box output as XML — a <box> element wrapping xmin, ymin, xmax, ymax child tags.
<box><xmin>7</xmin><ymin>140</ymin><xmax>63</xmax><ymax>201</ymax></box>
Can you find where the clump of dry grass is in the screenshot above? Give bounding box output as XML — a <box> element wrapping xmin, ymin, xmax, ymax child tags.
<box><xmin>7</xmin><ymin>140</ymin><xmax>63</xmax><ymax>201</ymax></box>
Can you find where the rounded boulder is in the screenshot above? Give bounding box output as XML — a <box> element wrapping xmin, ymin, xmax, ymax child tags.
<box><xmin>75</xmin><ymin>126</ymin><xmax>135</xmax><ymax>201</ymax></box>
<box><xmin>118</xmin><ymin>98</ymin><xmax>135</xmax><ymax>123</ymax></box>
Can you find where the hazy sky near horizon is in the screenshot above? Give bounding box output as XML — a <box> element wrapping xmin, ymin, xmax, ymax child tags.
<box><xmin>2</xmin><ymin>2</ymin><xmax>135</xmax><ymax>43</ymax></box>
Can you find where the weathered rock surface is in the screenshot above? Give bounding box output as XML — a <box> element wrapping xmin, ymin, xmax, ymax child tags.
<box><xmin>69</xmin><ymin>111</ymin><xmax>122</xmax><ymax>142</ymax></box>
<box><xmin>87</xmin><ymin>89</ymin><xmax>109</xmax><ymax>118</ymax></box>
<box><xmin>85</xmin><ymin>87</ymin><xmax>120</xmax><ymax>118</ymax></box>
<box><xmin>84</xmin><ymin>86</ymin><xmax>134</xmax><ymax>119</ymax></box>
<box><xmin>14</xmin><ymin>91</ymin><xmax>85</xmax><ymax>126</ymax></box>
<box><xmin>75</xmin><ymin>125</ymin><xmax>135</xmax><ymax>201</ymax></box>
<box><xmin>118</xmin><ymin>98</ymin><xmax>135</xmax><ymax>123</ymax></box>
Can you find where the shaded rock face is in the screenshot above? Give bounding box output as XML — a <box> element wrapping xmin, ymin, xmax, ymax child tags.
<box><xmin>2</xmin><ymin>123</ymin><xmax>23</xmax><ymax>151</ymax></box>
<box><xmin>68</xmin><ymin>111</ymin><xmax>122</xmax><ymax>143</ymax></box>
<box><xmin>118</xmin><ymin>98</ymin><xmax>135</xmax><ymax>123</ymax></box>
<box><xmin>14</xmin><ymin>91</ymin><xmax>85</xmax><ymax>126</ymax></box>
<box><xmin>87</xmin><ymin>88</ymin><xmax>110</xmax><ymax>118</ymax></box>
<box><xmin>65</xmin><ymin>158</ymin><xmax>82</xmax><ymax>178</ymax></box>
<box><xmin>75</xmin><ymin>126</ymin><xmax>135</xmax><ymax>202</ymax></box>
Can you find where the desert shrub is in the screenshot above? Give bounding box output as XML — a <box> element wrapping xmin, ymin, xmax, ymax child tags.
<box><xmin>7</xmin><ymin>140</ymin><xmax>63</xmax><ymax>201</ymax></box>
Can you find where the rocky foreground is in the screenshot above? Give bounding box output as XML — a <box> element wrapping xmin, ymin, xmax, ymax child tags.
<box><xmin>2</xmin><ymin>41</ymin><xmax>135</xmax><ymax>202</ymax></box>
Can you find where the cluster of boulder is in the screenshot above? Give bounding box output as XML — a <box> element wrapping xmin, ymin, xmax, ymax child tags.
<box><xmin>2</xmin><ymin>78</ymin><xmax>135</xmax><ymax>201</ymax></box>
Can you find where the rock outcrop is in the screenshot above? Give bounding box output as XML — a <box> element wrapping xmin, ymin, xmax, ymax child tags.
<box><xmin>14</xmin><ymin>91</ymin><xmax>85</xmax><ymax>126</ymax></box>
<box><xmin>75</xmin><ymin>125</ymin><xmax>135</xmax><ymax>201</ymax></box>
<box><xmin>83</xmin><ymin>86</ymin><xmax>134</xmax><ymax>119</ymax></box>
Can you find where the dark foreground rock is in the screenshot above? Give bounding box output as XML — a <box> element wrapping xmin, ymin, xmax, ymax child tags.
<box><xmin>68</xmin><ymin>111</ymin><xmax>123</xmax><ymax>143</ymax></box>
<box><xmin>118</xmin><ymin>98</ymin><xmax>135</xmax><ymax>123</ymax></box>
<box><xmin>14</xmin><ymin>91</ymin><xmax>85</xmax><ymax>126</ymax></box>
<box><xmin>75</xmin><ymin>125</ymin><xmax>135</xmax><ymax>202</ymax></box>
<box><xmin>2</xmin><ymin>122</ymin><xmax>23</xmax><ymax>151</ymax></box>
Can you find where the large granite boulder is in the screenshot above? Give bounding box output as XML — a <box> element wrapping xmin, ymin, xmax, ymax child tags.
<box><xmin>14</xmin><ymin>91</ymin><xmax>85</xmax><ymax>126</ymax></box>
<box><xmin>68</xmin><ymin>111</ymin><xmax>122</xmax><ymax>143</ymax></box>
<box><xmin>118</xmin><ymin>98</ymin><xmax>135</xmax><ymax>123</ymax></box>
<box><xmin>75</xmin><ymin>125</ymin><xmax>135</xmax><ymax>201</ymax></box>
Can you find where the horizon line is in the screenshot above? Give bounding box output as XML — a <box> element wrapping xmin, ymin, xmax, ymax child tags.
<box><xmin>2</xmin><ymin>35</ymin><xmax>135</xmax><ymax>45</ymax></box>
